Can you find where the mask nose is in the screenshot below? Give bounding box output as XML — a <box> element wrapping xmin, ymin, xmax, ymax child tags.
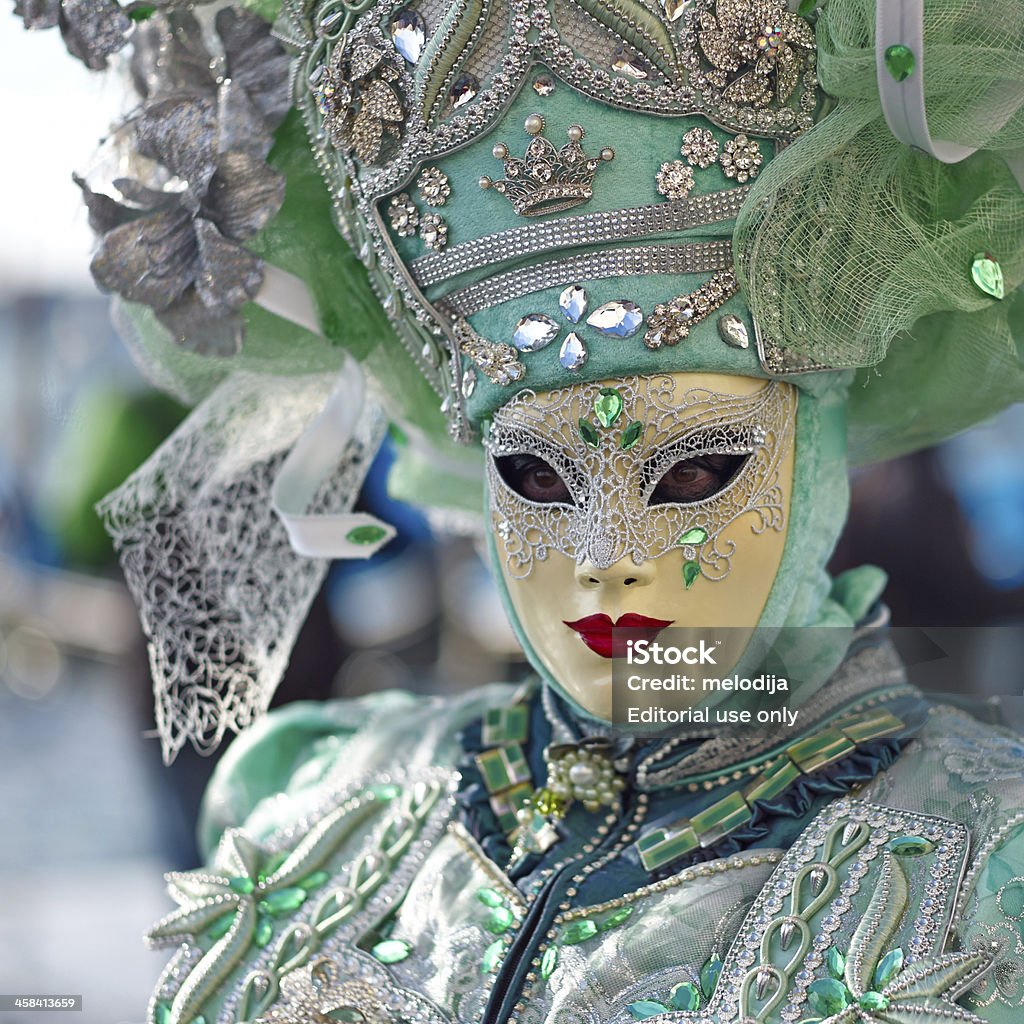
<box><xmin>574</xmin><ymin>556</ymin><xmax>655</xmax><ymax>590</ymax></box>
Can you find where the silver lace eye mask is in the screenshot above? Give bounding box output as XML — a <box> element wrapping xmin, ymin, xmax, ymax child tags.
<box><xmin>484</xmin><ymin>375</ymin><xmax>798</xmax><ymax>581</ymax></box>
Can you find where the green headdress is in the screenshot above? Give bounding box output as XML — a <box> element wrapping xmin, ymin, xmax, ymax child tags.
<box><xmin>20</xmin><ymin>0</ymin><xmax>1022</xmax><ymax>754</ymax></box>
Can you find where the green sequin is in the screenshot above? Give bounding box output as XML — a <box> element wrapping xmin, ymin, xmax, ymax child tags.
<box><xmin>481</xmin><ymin>938</ymin><xmax>504</xmax><ymax>974</ymax></box>
<box><xmin>683</xmin><ymin>560</ymin><xmax>701</xmax><ymax>589</ymax></box>
<box><xmin>874</xmin><ymin>947</ymin><xmax>904</xmax><ymax>987</ymax></box>
<box><xmin>207</xmin><ymin>911</ymin><xmax>236</xmax><ymax>940</ymax></box>
<box><xmin>299</xmin><ymin>871</ymin><xmax>330</xmax><ymax>891</ymax></box>
<box><xmin>562</xmin><ymin>919</ymin><xmax>599</xmax><ymax>944</ymax></box>
<box><xmin>486</xmin><ymin>906</ymin><xmax>515</xmax><ymax>934</ymax></box>
<box><xmin>806</xmin><ymin>978</ymin><xmax>850</xmax><ymax>1017</ymax></box>
<box><xmin>678</xmin><ymin>527</ymin><xmax>709</xmax><ymax>545</ymax></box>
<box><xmin>259</xmin><ymin>887</ymin><xmax>307</xmax><ymax>916</ymax></box>
<box><xmin>371</xmin><ymin>783</ymin><xmax>402</xmax><ymax>801</ymax></box>
<box><xmin>627</xmin><ymin>1000</ymin><xmax>670</xmax><ymax>1020</ymax></box>
<box><xmin>346</xmin><ymin>525</ymin><xmax>388</xmax><ymax>546</ymax></box>
<box><xmin>859</xmin><ymin>991</ymin><xmax>890</xmax><ymax>1011</ymax></box>
<box><xmin>371</xmin><ymin>938</ymin><xmax>412</xmax><ymax>964</ymax></box>
<box><xmin>541</xmin><ymin>944</ymin><xmax>559</xmax><ymax>979</ymax></box>
<box><xmin>700</xmin><ymin>954</ymin><xmax>723</xmax><ymax>998</ymax></box>
<box><xmin>883</xmin><ymin>44</ymin><xmax>915</xmax><ymax>81</ymax></box>
<box><xmin>579</xmin><ymin>418</ymin><xmax>600</xmax><ymax>447</ymax></box>
<box><xmin>154</xmin><ymin>1001</ymin><xmax>172</xmax><ymax>1024</ymax></box>
<box><xmin>594</xmin><ymin>387</ymin><xmax>624</xmax><ymax>428</ymax></box>
<box><xmin>826</xmin><ymin>946</ymin><xmax>846</xmax><ymax>980</ymax></box>
<box><xmin>477</xmin><ymin>887</ymin><xmax>504</xmax><ymax>908</ymax></box>
<box><xmin>228</xmin><ymin>876</ymin><xmax>255</xmax><ymax>895</ymax></box>
<box><xmin>600</xmin><ymin>905</ymin><xmax>634</xmax><ymax>930</ymax></box>
<box><xmin>971</xmin><ymin>253</ymin><xmax>1005</xmax><ymax>299</ymax></box>
<box><xmin>669</xmin><ymin>981</ymin><xmax>701</xmax><ymax>1011</ymax></box>
<box><xmin>620</xmin><ymin>420</ymin><xmax>643</xmax><ymax>450</ymax></box>
<box><xmin>254</xmin><ymin>915</ymin><xmax>274</xmax><ymax>948</ymax></box>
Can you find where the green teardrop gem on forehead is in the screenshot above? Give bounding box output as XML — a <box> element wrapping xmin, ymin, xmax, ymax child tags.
<box><xmin>593</xmin><ymin>387</ymin><xmax>624</xmax><ymax>428</ymax></box>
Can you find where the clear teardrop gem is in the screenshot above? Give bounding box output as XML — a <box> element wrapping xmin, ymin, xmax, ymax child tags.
<box><xmin>587</xmin><ymin>300</ymin><xmax>643</xmax><ymax>338</ymax></box>
<box><xmin>532</xmin><ymin>74</ymin><xmax>556</xmax><ymax>96</ymax></box>
<box><xmin>450</xmin><ymin>72</ymin><xmax>480</xmax><ymax>108</ymax></box>
<box><xmin>390</xmin><ymin>9</ymin><xmax>426</xmax><ymax>64</ymax></box>
<box><xmin>611</xmin><ymin>45</ymin><xmax>650</xmax><ymax>79</ymax></box>
<box><xmin>559</xmin><ymin>331</ymin><xmax>587</xmax><ymax>370</ymax></box>
<box><xmin>559</xmin><ymin>284</ymin><xmax>588</xmax><ymax>323</ymax></box>
<box><xmin>512</xmin><ymin>313</ymin><xmax>559</xmax><ymax>352</ymax></box>
<box><xmin>717</xmin><ymin>313</ymin><xmax>749</xmax><ymax>349</ymax></box>
<box><xmin>462</xmin><ymin>369</ymin><xmax>476</xmax><ymax>398</ymax></box>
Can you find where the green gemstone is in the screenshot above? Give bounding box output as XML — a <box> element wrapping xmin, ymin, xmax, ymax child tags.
<box><xmin>859</xmin><ymin>991</ymin><xmax>890</xmax><ymax>1011</ymax></box>
<box><xmin>541</xmin><ymin>944</ymin><xmax>559</xmax><ymax>979</ymax></box>
<box><xmin>888</xmin><ymin>835</ymin><xmax>935</xmax><ymax>857</ymax></box>
<box><xmin>600</xmin><ymin>905</ymin><xmax>634</xmax><ymax>930</ymax></box>
<box><xmin>678</xmin><ymin>527</ymin><xmax>709</xmax><ymax>545</ymax></box>
<box><xmin>683</xmin><ymin>560</ymin><xmax>701</xmax><ymax>589</ymax></box>
<box><xmin>154</xmin><ymin>1001</ymin><xmax>172</xmax><ymax>1024</ymax></box>
<box><xmin>346</xmin><ymin>525</ymin><xmax>388</xmax><ymax>546</ymax></box>
<box><xmin>258</xmin><ymin>887</ymin><xmax>307</xmax><ymax>916</ymax></box>
<box><xmin>371</xmin><ymin>938</ymin><xmax>412</xmax><ymax>964</ymax></box>
<box><xmin>620</xmin><ymin>420</ymin><xmax>643</xmax><ymax>450</ymax></box>
<box><xmin>477</xmin><ymin>887</ymin><xmax>504</xmax><ymax>908</ymax></box>
<box><xmin>669</xmin><ymin>981</ymin><xmax>701</xmax><ymax>1011</ymax></box>
<box><xmin>874</xmin><ymin>947</ymin><xmax>905</xmax><ymax>987</ymax></box>
<box><xmin>481</xmin><ymin>938</ymin><xmax>504</xmax><ymax>974</ymax></box>
<box><xmin>594</xmin><ymin>387</ymin><xmax>624</xmax><ymax>428</ymax></box>
<box><xmin>207</xmin><ymin>911</ymin><xmax>236</xmax><ymax>940</ymax></box>
<box><xmin>826</xmin><ymin>946</ymin><xmax>846</xmax><ymax>980</ymax></box>
<box><xmin>128</xmin><ymin>4</ymin><xmax>156</xmax><ymax>20</ymax></box>
<box><xmin>254</xmin><ymin>915</ymin><xmax>274</xmax><ymax>948</ymax></box>
<box><xmin>299</xmin><ymin>871</ymin><xmax>330</xmax><ymax>891</ymax></box>
<box><xmin>579</xmin><ymin>418</ymin><xmax>600</xmax><ymax>447</ymax></box>
<box><xmin>228</xmin><ymin>876</ymin><xmax>255</xmax><ymax>895</ymax></box>
<box><xmin>971</xmin><ymin>253</ymin><xmax>1005</xmax><ymax>299</ymax></box>
<box><xmin>796</xmin><ymin>0</ymin><xmax>815</xmax><ymax>14</ymax></box>
<box><xmin>806</xmin><ymin>978</ymin><xmax>851</xmax><ymax>1017</ymax></box>
<box><xmin>486</xmin><ymin>906</ymin><xmax>515</xmax><ymax>934</ymax></box>
<box><xmin>193</xmin><ymin>1017</ymin><xmax>206</xmax><ymax>1024</ymax></box>
<box><xmin>371</xmin><ymin>782</ymin><xmax>401</xmax><ymax>801</ymax></box>
<box><xmin>884</xmin><ymin>44</ymin><xmax>915</xmax><ymax>82</ymax></box>
<box><xmin>627</xmin><ymin>1000</ymin><xmax>670</xmax><ymax>1020</ymax></box>
<box><xmin>700</xmin><ymin>954</ymin><xmax>723</xmax><ymax>997</ymax></box>
<box><xmin>389</xmin><ymin>423</ymin><xmax>409</xmax><ymax>447</ymax></box>
<box><xmin>562</xmin><ymin>919</ymin><xmax>599</xmax><ymax>945</ymax></box>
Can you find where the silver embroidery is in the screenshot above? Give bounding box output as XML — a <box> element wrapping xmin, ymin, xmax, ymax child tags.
<box><xmin>484</xmin><ymin>376</ymin><xmax>796</xmax><ymax>577</ymax></box>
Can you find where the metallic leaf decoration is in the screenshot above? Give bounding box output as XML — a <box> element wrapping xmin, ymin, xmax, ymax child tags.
<box><xmin>569</xmin><ymin>0</ymin><xmax>678</xmax><ymax>81</ymax></box>
<box><xmin>415</xmin><ymin>0</ymin><xmax>490</xmax><ymax>119</ymax></box>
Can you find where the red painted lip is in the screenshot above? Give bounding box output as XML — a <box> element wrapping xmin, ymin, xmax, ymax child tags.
<box><xmin>563</xmin><ymin>613</ymin><xmax>675</xmax><ymax>659</ymax></box>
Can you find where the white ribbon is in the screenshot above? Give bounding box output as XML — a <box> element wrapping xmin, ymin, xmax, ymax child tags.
<box><xmin>257</xmin><ymin>265</ymin><xmax>395</xmax><ymax>559</ymax></box>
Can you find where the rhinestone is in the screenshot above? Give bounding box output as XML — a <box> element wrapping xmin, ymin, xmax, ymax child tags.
<box><xmin>587</xmin><ymin>300</ymin><xmax>643</xmax><ymax>337</ymax></box>
<box><xmin>387</xmin><ymin>194</ymin><xmax>419</xmax><ymax>237</ymax></box>
<box><xmin>558</xmin><ymin>331</ymin><xmax>588</xmax><ymax>370</ymax></box>
<box><xmin>620</xmin><ymin>420</ymin><xmax>643</xmax><ymax>450</ymax></box>
<box><xmin>559</xmin><ymin>284</ymin><xmax>588</xmax><ymax>322</ymax></box>
<box><xmin>462</xmin><ymin>369</ymin><xmax>476</xmax><ymax>398</ymax></box>
<box><xmin>663</xmin><ymin>0</ymin><xmax>688</xmax><ymax>20</ymax></box>
<box><xmin>390</xmin><ymin>9</ymin><xmax>426</xmax><ymax>64</ymax></box>
<box><xmin>889</xmin><ymin>835</ymin><xmax>935</xmax><ymax>857</ymax></box>
<box><xmin>971</xmin><ymin>252</ymin><xmax>1005</xmax><ymax>299</ymax></box>
<box><xmin>717</xmin><ymin>313</ymin><xmax>749</xmax><ymax>349</ymax></box>
<box><xmin>481</xmin><ymin>938</ymin><xmax>503</xmax><ymax>973</ymax></box>
<box><xmin>417</xmin><ymin>167</ymin><xmax>451</xmax><ymax>206</ymax></box>
<box><xmin>540</xmin><ymin>945</ymin><xmax>558</xmax><ymax>978</ymax></box>
<box><xmin>593</xmin><ymin>387</ymin><xmax>624</xmax><ymax>428</ymax></box>
<box><xmin>419</xmin><ymin>213</ymin><xmax>448</xmax><ymax>251</ymax></box>
<box><xmin>655</xmin><ymin>160</ymin><xmax>695</xmax><ymax>200</ymax></box>
<box><xmin>874</xmin><ymin>947</ymin><xmax>904</xmax><ymax>987</ymax></box>
<box><xmin>683</xmin><ymin>561</ymin><xmax>700</xmax><ymax>589</ymax></box>
<box><xmin>883</xmin><ymin>44</ymin><xmax>915</xmax><ymax>82</ymax></box>
<box><xmin>681</xmin><ymin>126</ymin><xmax>719</xmax><ymax>168</ymax></box>
<box><xmin>806</xmin><ymin>978</ymin><xmax>850</xmax><ymax>1017</ymax></box>
<box><xmin>450</xmin><ymin>73</ymin><xmax>479</xmax><ymax>108</ymax></box>
<box><xmin>611</xmin><ymin>45</ymin><xmax>650</xmax><ymax>79</ymax></box>
<box><xmin>532</xmin><ymin>74</ymin><xmax>555</xmax><ymax>96</ymax></box>
<box><xmin>512</xmin><ymin>313</ymin><xmax>559</xmax><ymax>351</ymax></box>
<box><xmin>562</xmin><ymin>919</ymin><xmax>598</xmax><ymax>944</ymax></box>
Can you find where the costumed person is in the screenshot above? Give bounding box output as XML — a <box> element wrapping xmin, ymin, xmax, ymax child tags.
<box><xmin>14</xmin><ymin>0</ymin><xmax>1024</xmax><ymax>1020</ymax></box>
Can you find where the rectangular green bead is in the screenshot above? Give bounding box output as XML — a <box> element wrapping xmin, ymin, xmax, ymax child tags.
<box><xmin>692</xmin><ymin>791</ymin><xmax>753</xmax><ymax>847</ymax></box>
<box><xmin>491</xmin><ymin>781</ymin><xmax>533</xmax><ymax>832</ymax></box>
<box><xmin>743</xmin><ymin>756</ymin><xmax>802</xmax><ymax>804</ymax></box>
<box><xmin>637</xmin><ymin>824</ymin><xmax>700</xmax><ymax>871</ymax></box>
<box><xmin>476</xmin><ymin>744</ymin><xmax>531</xmax><ymax>793</ymax></box>
<box><xmin>482</xmin><ymin>705</ymin><xmax>530</xmax><ymax>746</ymax></box>
<box><xmin>787</xmin><ymin>728</ymin><xmax>856</xmax><ymax>772</ymax></box>
<box><xmin>836</xmin><ymin>710</ymin><xmax>904</xmax><ymax>744</ymax></box>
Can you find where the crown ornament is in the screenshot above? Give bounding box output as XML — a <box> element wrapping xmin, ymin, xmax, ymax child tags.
<box><xmin>478</xmin><ymin>114</ymin><xmax>615</xmax><ymax>217</ymax></box>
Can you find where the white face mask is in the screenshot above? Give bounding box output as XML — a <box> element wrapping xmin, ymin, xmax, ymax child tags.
<box><xmin>486</xmin><ymin>371</ymin><xmax>798</xmax><ymax>721</ymax></box>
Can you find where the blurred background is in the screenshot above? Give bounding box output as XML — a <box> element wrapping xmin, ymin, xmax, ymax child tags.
<box><xmin>2</xmin><ymin>16</ymin><xmax>1023</xmax><ymax>1024</ymax></box>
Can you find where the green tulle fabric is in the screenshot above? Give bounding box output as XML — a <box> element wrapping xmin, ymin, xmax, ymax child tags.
<box><xmin>735</xmin><ymin>0</ymin><xmax>1024</xmax><ymax>464</ymax></box>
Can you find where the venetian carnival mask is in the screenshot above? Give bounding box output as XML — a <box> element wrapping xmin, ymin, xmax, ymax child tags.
<box><xmin>487</xmin><ymin>371</ymin><xmax>797</xmax><ymax>718</ymax></box>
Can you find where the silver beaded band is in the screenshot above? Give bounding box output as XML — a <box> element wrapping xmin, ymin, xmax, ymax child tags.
<box><xmin>410</xmin><ymin>186</ymin><xmax>750</xmax><ymax>289</ymax></box>
<box><xmin>437</xmin><ymin>241</ymin><xmax>735</xmax><ymax>317</ymax></box>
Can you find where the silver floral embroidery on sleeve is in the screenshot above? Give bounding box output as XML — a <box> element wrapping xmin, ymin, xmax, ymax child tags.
<box><xmin>483</xmin><ymin>375</ymin><xmax>797</xmax><ymax>579</ymax></box>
